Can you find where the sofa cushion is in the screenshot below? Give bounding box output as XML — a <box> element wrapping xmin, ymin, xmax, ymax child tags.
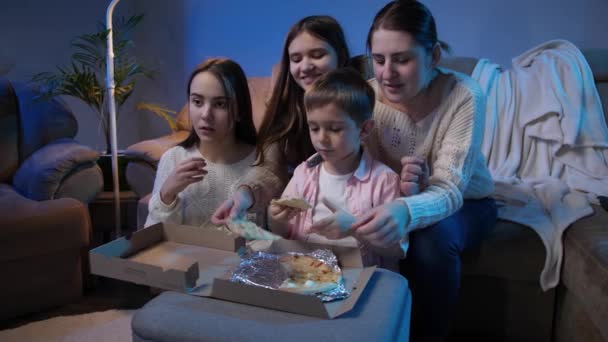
<box><xmin>12</xmin><ymin>138</ymin><xmax>100</xmax><ymax>201</ymax></box>
<box><xmin>561</xmin><ymin>205</ymin><xmax>608</xmax><ymax>340</ymax></box>
<box><xmin>55</xmin><ymin>163</ymin><xmax>104</xmax><ymax>204</ymax></box>
<box><xmin>137</xmin><ymin>193</ymin><xmax>152</xmax><ymax>229</ymax></box>
<box><xmin>125</xmin><ymin>161</ymin><xmax>156</xmax><ymax>198</ymax></box>
<box><xmin>12</xmin><ymin>82</ymin><xmax>77</xmax><ymax>162</ymax></box>
<box><xmin>583</xmin><ymin>49</ymin><xmax>608</xmax><ymax>82</ymax></box>
<box><xmin>455</xmin><ymin>220</ymin><xmax>553</xmax><ymax>341</ymax></box>
<box><xmin>554</xmin><ymin>284</ymin><xmax>606</xmax><ymax>342</ymax></box>
<box><xmin>462</xmin><ymin>219</ymin><xmax>546</xmax><ymax>283</ymax></box>
<box><xmin>0</xmin><ymin>78</ymin><xmax>19</xmax><ymax>183</ymax></box>
<box><xmin>248</xmin><ymin>76</ymin><xmax>271</xmax><ymax>131</ymax></box>
<box><xmin>454</xmin><ymin>277</ymin><xmax>555</xmax><ymax>341</ymax></box>
<box><xmin>438</xmin><ymin>57</ymin><xmax>479</xmax><ymax>76</ymax></box>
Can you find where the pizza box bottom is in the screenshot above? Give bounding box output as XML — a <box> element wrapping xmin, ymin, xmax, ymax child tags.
<box><xmin>89</xmin><ymin>222</ymin><xmax>376</xmax><ymax>319</ymax></box>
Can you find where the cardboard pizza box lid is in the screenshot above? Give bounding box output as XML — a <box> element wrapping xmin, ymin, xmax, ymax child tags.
<box><xmin>90</xmin><ymin>223</ymin><xmax>245</xmax><ymax>291</ymax></box>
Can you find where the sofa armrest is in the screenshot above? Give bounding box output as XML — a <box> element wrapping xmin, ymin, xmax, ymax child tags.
<box><xmin>123</xmin><ymin>130</ymin><xmax>189</xmax><ymax>198</ymax></box>
<box><xmin>124</xmin><ymin>130</ymin><xmax>189</xmax><ymax>166</ymax></box>
<box><xmin>126</xmin><ymin>161</ymin><xmax>157</xmax><ymax>198</ymax></box>
<box><xmin>137</xmin><ymin>193</ymin><xmax>152</xmax><ymax>229</ymax></box>
<box><xmin>12</xmin><ymin>138</ymin><xmax>100</xmax><ymax>201</ymax></box>
<box><xmin>438</xmin><ymin>57</ymin><xmax>480</xmax><ymax>76</ymax></box>
<box><xmin>0</xmin><ymin>184</ymin><xmax>90</xmax><ymax>262</ymax></box>
<box><xmin>55</xmin><ymin>163</ymin><xmax>104</xmax><ymax>204</ymax></box>
<box><xmin>582</xmin><ymin>49</ymin><xmax>608</xmax><ymax>82</ymax></box>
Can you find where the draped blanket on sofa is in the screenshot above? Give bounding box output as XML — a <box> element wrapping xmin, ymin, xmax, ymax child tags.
<box><xmin>471</xmin><ymin>39</ymin><xmax>608</xmax><ymax>291</ymax></box>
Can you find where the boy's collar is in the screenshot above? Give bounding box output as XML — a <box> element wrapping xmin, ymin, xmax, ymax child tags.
<box><xmin>305</xmin><ymin>147</ymin><xmax>373</xmax><ymax>182</ymax></box>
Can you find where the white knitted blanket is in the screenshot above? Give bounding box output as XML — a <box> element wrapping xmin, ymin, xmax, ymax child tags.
<box><xmin>472</xmin><ymin>39</ymin><xmax>608</xmax><ymax>290</ymax></box>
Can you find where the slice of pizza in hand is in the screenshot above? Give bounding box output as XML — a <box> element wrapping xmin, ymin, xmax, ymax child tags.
<box><xmin>226</xmin><ymin>219</ymin><xmax>282</xmax><ymax>241</ymax></box>
<box><xmin>278</xmin><ymin>254</ymin><xmax>342</xmax><ymax>294</ymax></box>
<box><xmin>270</xmin><ymin>197</ymin><xmax>312</xmax><ymax>210</ymax></box>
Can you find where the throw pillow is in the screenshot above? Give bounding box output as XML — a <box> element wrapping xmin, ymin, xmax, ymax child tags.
<box><xmin>13</xmin><ymin>138</ymin><xmax>100</xmax><ymax>200</ymax></box>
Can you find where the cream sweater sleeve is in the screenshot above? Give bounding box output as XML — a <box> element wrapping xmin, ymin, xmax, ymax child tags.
<box><xmin>145</xmin><ymin>147</ymin><xmax>183</xmax><ymax>227</ymax></box>
<box><xmin>370</xmin><ymin>76</ymin><xmax>490</xmax><ymax>232</ymax></box>
<box><xmin>401</xmin><ymin>81</ymin><xmax>487</xmax><ymax>231</ymax></box>
<box><xmin>236</xmin><ymin>142</ymin><xmax>288</xmax><ymax>212</ymax></box>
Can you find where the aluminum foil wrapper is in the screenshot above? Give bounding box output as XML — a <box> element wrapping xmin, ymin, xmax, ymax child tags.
<box><xmin>230</xmin><ymin>249</ymin><xmax>350</xmax><ymax>302</ymax></box>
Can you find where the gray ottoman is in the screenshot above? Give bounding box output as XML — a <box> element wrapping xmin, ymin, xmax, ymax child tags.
<box><xmin>132</xmin><ymin>268</ymin><xmax>411</xmax><ymax>342</ymax></box>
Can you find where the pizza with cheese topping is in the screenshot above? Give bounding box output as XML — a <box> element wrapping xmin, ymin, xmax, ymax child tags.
<box><xmin>278</xmin><ymin>254</ymin><xmax>342</xmax><ymax>294</ymax></box>
<box><xmin>270</xmin><ymin>197</ymin><xmax>312</xmax><ymax>210</ymax></box>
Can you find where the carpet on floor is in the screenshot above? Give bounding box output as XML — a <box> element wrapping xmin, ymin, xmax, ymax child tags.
<box><xmin>0</xmin><ymin>309</ymin><xmax>134</xmax><ymax>342</ymax></box>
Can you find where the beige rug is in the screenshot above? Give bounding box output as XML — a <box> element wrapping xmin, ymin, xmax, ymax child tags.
<box><xmin>0</xmin><ymin>310</ymin><xmax>134</xmax><ymax>342</ymax></box>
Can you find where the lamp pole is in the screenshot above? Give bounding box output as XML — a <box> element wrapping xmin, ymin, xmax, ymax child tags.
<box><xmin>106</xmin><ymin>0</ymin><xmax>122</xmax><ymax>238</ymax></box>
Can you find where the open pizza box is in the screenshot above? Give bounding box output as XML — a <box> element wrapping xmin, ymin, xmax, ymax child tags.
<box><xmin>89</xmin><ymin>222</ymin><xmax>376</xmax><ymax>319</ymax></box>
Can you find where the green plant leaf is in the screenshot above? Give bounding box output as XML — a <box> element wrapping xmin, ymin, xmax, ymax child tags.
<box><xmin>136</xmin><ymin>102</ymin><xmax>178</xmax><ymax>132</ymax></box>
<box><xmin>29</xmin><ymin>14</ymin><xmax>168</xmax><ymax>153</ymax></box>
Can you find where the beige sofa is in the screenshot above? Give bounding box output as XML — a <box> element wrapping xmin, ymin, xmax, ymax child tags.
<box><xmin>124</xmin><ymin>51</ymin><xmax>608</xmax><ymax>341</ymax></box>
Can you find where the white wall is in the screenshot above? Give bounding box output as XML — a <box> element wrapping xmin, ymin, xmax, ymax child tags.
<box><xmin>2</xmin><ymin>0</ymin><xmax>607</xmax><ymax>151</ymax></box>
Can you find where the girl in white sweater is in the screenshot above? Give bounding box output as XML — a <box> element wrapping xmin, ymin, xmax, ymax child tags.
<box><xmin>144</xmin><ymin>58</ymin><xmax>258</xmax><ymax>227</ymax></box>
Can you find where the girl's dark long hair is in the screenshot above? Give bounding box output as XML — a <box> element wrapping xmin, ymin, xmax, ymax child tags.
<box><xmin>179</xmin><ymin>58</ymin><xmax>256</xmax><ymax>149</ymax></box>
<box><xmin>255</xmin><ymin>15</ymin><xmax>350</xmax><ymax>166</ymax></box>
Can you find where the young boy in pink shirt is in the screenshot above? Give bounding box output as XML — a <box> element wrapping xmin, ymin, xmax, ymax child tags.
<box><xmin>268</xmin><ymin>68</ymin><xmax>406</xmax><ymax>270</ymax></box>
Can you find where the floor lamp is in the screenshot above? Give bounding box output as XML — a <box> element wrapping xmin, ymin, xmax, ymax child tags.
<box><xmin>106</xmin><ymin>0</ymin><xmax>122</xmax><ymax>238</ymax></box>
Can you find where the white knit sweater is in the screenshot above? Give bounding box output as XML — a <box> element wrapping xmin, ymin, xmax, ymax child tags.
<box><xmin>145</xmin><ymin>145</ymin><xmax>256</xmax><ymax>227</ymax></box>
<box><xmin>367</xmin><ymin>73</ymin><xmax>495</xmax><ymax>231</ymax></box>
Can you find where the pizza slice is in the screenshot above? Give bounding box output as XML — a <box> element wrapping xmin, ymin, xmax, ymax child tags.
<box><xmin>277</xmin><ymin>254</ymin><xmax>342</xmax><ymax>294</ymax></box>
<box><xmin>225</xmin><ymin>219</ymin><xmax>282</xmax><ymax>241</ymax></box>
<box><xmin>270</xmin><ymin>197</ymin><xmax>312</xmax><ymax>210</ymax></box>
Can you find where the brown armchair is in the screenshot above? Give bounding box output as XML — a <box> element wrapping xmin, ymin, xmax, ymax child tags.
<box><xmin>0</xmin><ymin>78</ymin><xmax>103</xmax><ymax>320</ymax></box>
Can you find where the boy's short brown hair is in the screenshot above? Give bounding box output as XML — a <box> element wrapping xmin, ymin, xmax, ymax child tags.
<box><xmin>304</xmin><ymin>67</ymin><xmax>375</xmax><ymax>126</ymax></box>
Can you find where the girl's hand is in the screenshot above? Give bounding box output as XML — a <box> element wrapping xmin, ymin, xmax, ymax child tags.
<box><xmin>269</xmin><ymin>203</ymin><xmax>299</xmax><ymax>224</ymax></box>
<box><xmin>160</xmin><ymin>157</ymin><xmax>207</xmax><ymax>204</ymax></box>
<box><xmin>211</xmin><ymin>185</ymin><xmax>254</xmax><ymax>224</ymax></box>
<box><xmin>351</xmin><ymin>200</ymin><xmax>409</xmax><ymax>247</ymax></box>
<box><xmin>399</xmin><ymin>156</ymin><xmax>429</xmax><ymax>196</ymax></box>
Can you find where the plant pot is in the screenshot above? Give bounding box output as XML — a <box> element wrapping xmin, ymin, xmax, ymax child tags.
<box><xmin>97</xmin><ymin>153</ymin><xmax>131</xmax><ymax>191</ymax></box>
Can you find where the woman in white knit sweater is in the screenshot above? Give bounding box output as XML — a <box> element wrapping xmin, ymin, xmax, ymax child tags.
<box><xmin>351</xmin><ymin>1</ymin><xmax>498</xmax><ymax>340</ymax></box>
<box><xmin>145</xmin><ymin>58</ymin><xmax>258</xmax><ymax>227</ymax></box>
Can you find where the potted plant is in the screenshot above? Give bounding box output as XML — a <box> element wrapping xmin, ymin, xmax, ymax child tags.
<box><xmin>32</xmin><ymin>14</ymin><xmax>176</xmax><ymax>190</ymax></box>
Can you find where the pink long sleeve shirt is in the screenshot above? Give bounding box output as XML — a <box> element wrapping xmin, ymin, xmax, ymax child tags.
<box><xmin>281</xmin><ymin>149</ymin><xmax>402</xmax><ymax>269</ymax></box>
